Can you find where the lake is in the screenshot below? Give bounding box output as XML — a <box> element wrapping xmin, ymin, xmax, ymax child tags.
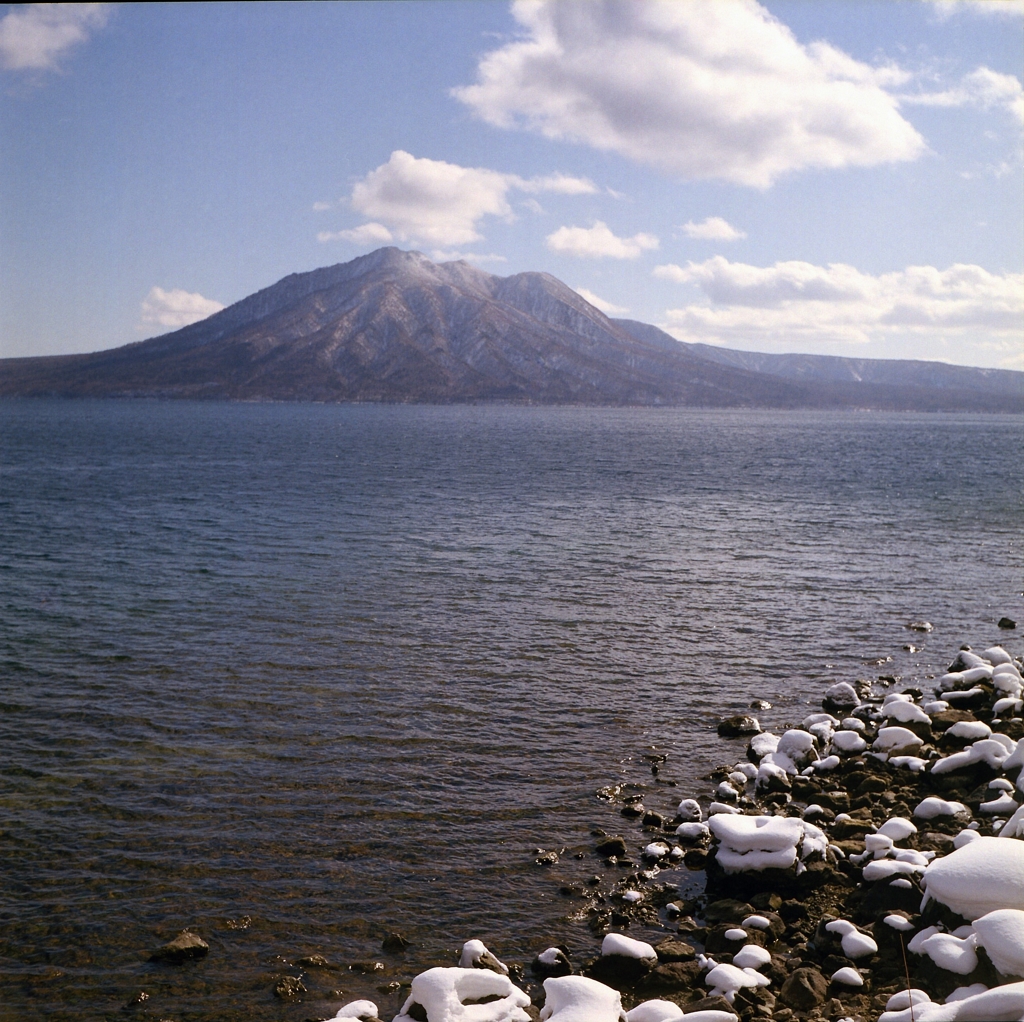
<box><xmin>1</xmin><ymin>401</ymin><xmax>1020</xmax><ymax>1020</ymax></box>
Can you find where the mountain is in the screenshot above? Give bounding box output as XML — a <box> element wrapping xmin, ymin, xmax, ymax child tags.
<box><xmin>1</xmin><ymin>247</ymin><xmax>1021</xmax><ymax>410</ymax></box>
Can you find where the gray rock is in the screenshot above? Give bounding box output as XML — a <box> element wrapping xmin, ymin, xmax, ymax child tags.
<box><xmin>637</xmin><ymin>959</ymin><xmax>701</xmax><ymax>992</ymax></box>
<box><xmin>296</xmin><ymin>954</ymin><xmax>331</xmax><ymax>968</ymax></box>
<box><xmin>654</xmin><ymin>937</ymin><xmax>696</xmax><ymax>963</ymax></box>
<box><xmin>149</xmin><ymin>930</ymin><xmax>209</xmax><ymax>964</ymax></box>
<box><xmin>530</xmin><ymin>947</ymin><xmax>571</xmax><ymax>978</ymax></box>
<box><xmin>680</xmin><ymin>994</ymin><xmax>734</xmax><ymax>1014</ymax></box>
<box><xmin>717</xmin><ymin>715</ymin><xmax>762</xmax><ymax>738</ymax></box>
<box><xmin>595</xmin><ymin>836</ymin><xmax>628</xmax><ymax>858</ymax></box>
<box><xmin>382</xmin><ymin>932</ymin><xmax>411</xmax><ymax>952</ymax></box>
<box><xmin>779</xmin><ymin>967</ymin><xmax>829</xmax><ymax>1010</ymax></box>
<box><xmin>273</xmin><ymin>975</ymin><xmax>305</xmax><ymax>1000</ymax></box>
<box><xmin>704</xmin><ymin>899</ymin><xmax>755</xmax><ymax>924</ymax></box>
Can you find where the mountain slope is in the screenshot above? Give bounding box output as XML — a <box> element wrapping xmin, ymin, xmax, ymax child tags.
<box><xmin>2</xmin><ymin>248</ymin><xmax>1020</xmax><ymax>410</ymax></box>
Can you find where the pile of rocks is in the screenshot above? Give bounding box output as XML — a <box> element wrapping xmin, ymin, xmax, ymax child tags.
<box><xmin>554</xmin><ymin>640</ymin><xmax>1024</xmax><ymax>1022</ymax></box>
<box><xmin>306</xmin><ymin>638</ymin><xmax>1024</xmax><ymax>1022</ymax></box>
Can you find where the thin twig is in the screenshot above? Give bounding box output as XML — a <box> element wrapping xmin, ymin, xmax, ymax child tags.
<box><xmin>899</xmin><ymin>932</ymin><xmax>915</xmax><ymax>1022</ymax></box>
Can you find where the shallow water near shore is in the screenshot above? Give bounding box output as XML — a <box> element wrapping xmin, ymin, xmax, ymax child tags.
<box><xmin>0</xmin><ymin>401</ymin><xmax>1021</xmax><ymax>1020</ymax></box>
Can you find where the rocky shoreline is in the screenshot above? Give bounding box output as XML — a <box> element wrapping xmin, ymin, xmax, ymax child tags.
<box><xmin>154</xmin><ymin>629</ymin><xmax>1024</xmax><ymax>1022</ymax></box>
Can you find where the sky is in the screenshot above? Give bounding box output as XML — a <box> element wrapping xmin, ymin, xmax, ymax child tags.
<box><xmin>1</xmin><ymin>0</ymin><xmax>1022</xmax><ymax>369</ymax></box>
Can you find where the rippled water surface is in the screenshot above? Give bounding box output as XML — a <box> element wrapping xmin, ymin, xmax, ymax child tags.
<box><xmin>1</xmin><ymin>402</ymin><xmax>1021</xmax><ymax>1020</ymax></box>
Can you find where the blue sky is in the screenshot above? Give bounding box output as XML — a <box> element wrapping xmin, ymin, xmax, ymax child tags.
<box><xmin>1</xmin><ymin>0</ymin><xmax>1021</xmax><ymax>368</ymax></box>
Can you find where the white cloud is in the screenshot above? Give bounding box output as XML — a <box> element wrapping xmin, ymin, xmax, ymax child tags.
<box><xmin>925</xmin><ymin>0</ymin><xmax>1024</xmax><ymax>20</ymax></box>
<box><xmin>654</xmin><ymin>255</ymin><xmax>1024</xmax><ymax>364</ymax></box>
<box><xmin>140</xmin><ymin>287</ymin><xmax>225</xmax><ymax>330</ymax></box>
<box><xmin>453</xmin><ymin>0</ymin><xmax>924</xmax><ymax>187</ymax></box>
<box><xmin>318</xmin><ymin>222</ymin><xmax>394</xmax><ymax>245</ymax></box>
<box><xmin>339</xmin><ymin>150</ymin><xmax>597</xmax><ymax>247</ymax></box>
<box><xmin>513</xmin><ymin>171</ymin><xmax>598</xmax><ymax>194</ymax></box>
<box><xmin>0</xmin><ymin>3</ymin><xmax>109</xmax><ymax>72</ymax></box>
<box><xmin>574</xmin><ymin>287</ymin><xmax>628</xmax><ymax>315</ymax></box>
<box><xmin>900</xmin><ymin>66</ymin><xmax>1024</xmax><ymax>123</ymax></box>
<box><xmin>546</xmin><ymin>221</ymin><xmax>658</xmax><ymax>259</ymax></box>
<box><xmin>681</xmin><ymin>217</ymin><xmax>746</xmax><ymax>241</ymax></box>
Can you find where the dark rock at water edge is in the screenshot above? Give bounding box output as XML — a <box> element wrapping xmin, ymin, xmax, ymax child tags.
<box><xmin>717</xmin><ymin>714</ymin><xmax>761</xmax><ymax>738</ymax></box>
<box><xmin>595</xmin><ymin>836</ymin><xmax>628</xmax><ymax>858</ymax></box>
<box><xmin>382</xmin><ymin>932</ymin><xmax>412</xmax><ymax>953</ymax></box>
<box><xmin>273</xmin><ymin>975</ymin><xmax>306</xmax><ymax>1000</ymax></box>
<box><xmin>148</xmin><ymin>930</ymin><xmax>209</xmax><ymax>964</ymax></box>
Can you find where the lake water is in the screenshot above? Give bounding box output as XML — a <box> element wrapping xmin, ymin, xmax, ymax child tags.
<box><xmin>1</xmin><ymin>401</ymin><xmax>1021</xmax><ymax>1020</ymax></box>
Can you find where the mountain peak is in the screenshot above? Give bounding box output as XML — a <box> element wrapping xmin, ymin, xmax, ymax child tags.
<box><xmin>1</xmin><ymin>247</ymin><xmax>1020</xmax><ymax>410</ymax></box>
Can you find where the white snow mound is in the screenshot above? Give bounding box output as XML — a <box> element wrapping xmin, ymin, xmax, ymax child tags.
<box><xmin>539</xmin><ymin>975</ymin><xmax>625</xmax><ymax>1022</ymax></box>
<box><xmin>394</xmin><ymin>968</ymin><xmax>530</xmax><ymax>1022</ymax></box>
<box><xmin>601</xmin><ymin>934</ymin><xmax>657</xmax><ymax>962</ymax></box>
<box><xmin>709</xmin><ymin>814</ymin><xmax>827</xmax><ymax>873</ymax></box>
<box><xmin>973</xmin><ymin>910</ymin><xmax>1024</xmax><ymax>977</ymax></box>
<box><xmin>921</xmin><ymin>836</ymin><xmax>1024</xmax><ymax>919</ymax></box>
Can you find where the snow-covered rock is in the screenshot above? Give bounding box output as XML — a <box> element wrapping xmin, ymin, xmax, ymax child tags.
<box><xmin>600</xmin><ymin>934</ymin><xmax>656</xmax><ymax>963</ymax></box>
<box><xmin>914</xmin><ymin>797</ymin><xmax>969</xmax><ymax>819</ymax></box>
<box><xmin>921</xmin><ymin>836</ymin><xmax>1024</xmax><ymax>919</ymax></box>
<box><xmin>704</xmin><ymin>962</ymin><xmax>770</xmax><ymax>1002</ymax></box>
<box><xmin>879</xmin><ymin>981</ymin><xmax>1024</xmax><ymax>1021</ymax></box>
<box><xmin>776</xmin><ymin>729</ymin><xmax>818</xmax><ymax>767</ymax></box>
<box><xmin>708</xmin><ymin>814</ymin><xmax>827</xmax><ymax>873</ymax></box>
<box><xmin>884</xmin><ymin>701</ymin><xmax>931</xmax><ymax>725</ymax></box>
<box><xmin>915</xmin><ymin>932</ymin><xmax>979</xmax><ymax>975</ymax></box>
<box><xmin>824</xmin><ymin>681</ymin><xmax>860</xmax><ymax>709</ymax></box>
<box><xmin>973</xmin><ymin>910</ymin><xmax>1024</xmax><ymax>977</ymax></box>
<box><xmin>946</xmin><ymin>720</ymin><xmax>992</xmax><ymax>741</ymax></box>
<box><xmin>675</xmin><ymin>822</ymin><xmax>710</xmax><ymax>842</ymax></box>
<box><xmin>747</xmin><ymin>732</ymin><xmax>779</xmax><ymax>762</ymax></box>
<box><xmin>884</xmin><ymin>914</ymin><xmax>915</xmax><ymax>931</ymax></box>
<box><xmin>831</xmin><ymin>966</ymin><xmax>863</xmax><ymax>986</ymax></box>
<box><xmin>394</xmin><ymin>968</ymin><xmax>531</xmax><ymax>1022</ymax></box>
<box><xmin>624</xmin><ymin>1000</ymin><xmax>684</xmax><ymax>1022</ymax></box>
<box><xmin>643</xmin><ymin>841</ymin><xmax>670</xmax><ymax>860</ymax></box>
<box><xmin>824</xmin><ymin>919</ymin><xmax>878</xmax><ymax>959</ymax></box>
<box><xmin>984</xmin><ymin>646</ymin><xmax>1014</xmax><ymax>666</ymax></box>
<box><xmin>460</xmin><ymin>940</ymin><xmax>509</xmax><ymax>974</ymax></box>
<box><xmin>877</xmin><ymin>817</ymin><xmax>917</xmax><ymax>841</ymax></box>
<box><xmin>539</xmin><ymin>976</ymin><xmax>625</xmax><ymax>1022</ymax></box>
<box><xmin>329</xmin><ymin>1000</ymin><xmax>379</xmax><ymax>1021</ymax></box>
<box><xmin>677</xmin><ymin>798</ymin><xmax>702</xmax><ymax>822</ymax></box>
<box><xmin>731</xmin><ymin>945</ymin><xmax>771</xmax><ymax>969</ymax></box>
<box><xmin>874</xmin><ymin>726</ymin><xmax>924</xmax><ymax>754</ymax></box>
<box><xmin>832</xmin><ymin>730</ymin><xmax>867</xmax><ymax>754</ymax></box>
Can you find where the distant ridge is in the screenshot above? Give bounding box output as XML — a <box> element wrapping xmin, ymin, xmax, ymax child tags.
<box><xmin>2</xmin><ymin>248</ymin><xmax>1021</xmax><ymax>410</ymax></box>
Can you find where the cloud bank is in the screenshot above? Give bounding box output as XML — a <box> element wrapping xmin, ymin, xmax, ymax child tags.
<box><xmin>141</xmin><ymin>287</ymin><xmax>224</xmax><ymax>330</ymax></box>
<box><xmin>546</xmin><ymin>221</ymin><xmax>658</xmax><ymax>259</ymax></box>
<box><xmin>453</xmin><ymin>0</ymin><xmax>924</xmax><ymax>187</ymax></box>
<box><xmin>330</xmin><ymin>150</ymin><xmax>597</xmax><ymax>248</ymax></box>
<box><xmin>654</xmin><ymin>256</ymin><xmax>1024</xmax><ymax>364</ymax></box>
<box><xmin>0</xmin><ymin>3</ymin><xmax>109</xmax><ymax>72</ymax></box>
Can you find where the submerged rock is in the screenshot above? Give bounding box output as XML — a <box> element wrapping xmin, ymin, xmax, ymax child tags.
<box><xmin>382</xmin><ymin>932</ymin><xmax>412</xmax><ymax>952</ymax></box>
<box><xmin>273</xmin><ymin>975</ymin><xmax>306</xmax><ymax>1000</ymax></box>
<box><xmin>148</xmin><ymin>930</ymin><xmax>209</xmax><ymax>964</ymax></box>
